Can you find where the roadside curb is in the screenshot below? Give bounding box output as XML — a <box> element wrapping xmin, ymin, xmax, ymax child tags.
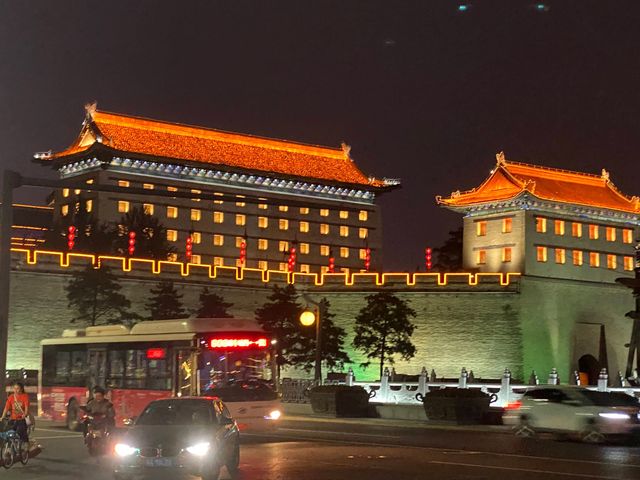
<box><xmin>282</xmin><ymin>414</ymin><xmax>512</xmax><ymax>434</ymax></box>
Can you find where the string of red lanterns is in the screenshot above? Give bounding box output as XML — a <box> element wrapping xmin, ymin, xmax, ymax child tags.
<box><xmin>67</xmin><ymin>225</ymin><xmax>76</xmax><ymax>251</ymax></box>
<box><xmin>425</xmin><ymin>247</ymin><xmax>432</xmax><ymax>271</ymax></box>
<box><xmin>128</xmin><ymin>231</ymin><xmax>136</xmax><ymax>256</ymax></box>
<box><xmin>185</xmin><ymin>233</ymin><xmax>193</xmax><ymax>262</ymax></box>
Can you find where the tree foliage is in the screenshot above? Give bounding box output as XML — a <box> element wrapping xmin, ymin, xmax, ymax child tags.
<box><xmin>194</xmin><ymin>287</ymin><xmax>234</xmax><ymax>318</ymax></box>
<box><xmin>114</xmin><ymin>206</ymin><xmax>175</xmax><ymax>260</ymax></box>
<box><xmin>352</xmin><ymin>292</ymin><xmax>417</xmax><ymax>378</ymax></box>
<box><xmin>292</xmin><ymin>298</ymin><xmax>351</xmax><ymax>373</ymax></box>
<box><xmin>433</xmin><ymin>227</ymin><xmax>463</xmax><ymax>272</ymax></box>
<box><xmin>66</xmin><ymin>264</ymin><xmax>138</xmax><ymax>326</ymax></box>
<box><xmin>146</xmin><ymin>280</ymin><xmax>187</xmax><ymax>320</ymax></box>
<box><xmin>44</xmin><ymin>200</ymin><xmax>115</xmax><ymax>254</ymax></box>
<box><xmin>254</xmin><ymin>284</ymin><xmax>305</xmax><ymax>376</ymax></box>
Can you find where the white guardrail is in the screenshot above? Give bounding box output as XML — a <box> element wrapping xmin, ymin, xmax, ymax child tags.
<box><xmin>281</xmin><ymin>367</ymin><xmax>640</xmax><ymax>408</ymax></box>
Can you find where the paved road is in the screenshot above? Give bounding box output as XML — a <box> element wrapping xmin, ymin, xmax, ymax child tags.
<box><xmin>2</xmin><ymin>417</ymin><xmax>640</xmax><ymax>479</ymax></box>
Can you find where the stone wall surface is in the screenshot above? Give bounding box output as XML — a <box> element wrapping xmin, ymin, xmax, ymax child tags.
<box><xmin>6</xmin><ymin>259</ymin><xmax>522</xmax><ymax>381</ymax></box>
<box><xmin>7</xmin><ymin>253</ymin><xmax>635</xmax><ymax>385</ymax></box>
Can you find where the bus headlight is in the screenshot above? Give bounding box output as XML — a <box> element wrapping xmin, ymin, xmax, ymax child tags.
<box><xmin>114</xmin><ymin>443</ymin><xmax>138</xmax><ymax>457</ymax></box>
<box><xmin>186</xmin><ymin>442</ymin><xmax>210</xmax><ymax>456</ymax></box>
<box><xmin>265</xmin><ymin>410</ymin><xmax>281</xmax><ymax>420</ymax></box>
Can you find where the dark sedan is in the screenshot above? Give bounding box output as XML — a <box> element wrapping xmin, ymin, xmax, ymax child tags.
<box><xmin>113</xmin><ymin>397</ymin><xmax>240</xmax><ymax>480</ymax></box>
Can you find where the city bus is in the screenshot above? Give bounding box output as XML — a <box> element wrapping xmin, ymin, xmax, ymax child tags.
<box><xmin>39</xmin><ymin>318</ymin><xmax>281</xmax><ymax>431</ymax></box>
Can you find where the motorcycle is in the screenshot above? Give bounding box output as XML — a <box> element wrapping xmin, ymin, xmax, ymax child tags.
<box><xmin>81</xmin><ymin>411</ymin><xmax>110</xmax><ymax>456</ymax></box>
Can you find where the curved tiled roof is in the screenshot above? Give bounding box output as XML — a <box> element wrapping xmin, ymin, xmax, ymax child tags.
<box><xmin>43</xmin><ymin>107</ymin><xmax>390</xmax><ymax>188</ymax></box>
<box><xmin>437</xmin><ymin>154</ymin><xmax>639</xmax><ymax>214</ymax></box>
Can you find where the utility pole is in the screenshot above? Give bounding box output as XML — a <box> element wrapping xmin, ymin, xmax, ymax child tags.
<box><xmin>0</xmin><ymin>170</ymin><xmax>22</xmax><ymax>398</ymax></box>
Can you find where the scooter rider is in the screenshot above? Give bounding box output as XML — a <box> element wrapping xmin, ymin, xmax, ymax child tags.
<box><xmin>83</xmin><ymin>387</ymin><xmax>115</xmax><ymax>435</ymax></box>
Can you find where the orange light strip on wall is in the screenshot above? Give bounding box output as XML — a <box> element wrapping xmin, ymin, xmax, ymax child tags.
<box><xmin>9</xmin><ymin>249</ymin><xmax>520</xmax><ymax>287</ymax></box>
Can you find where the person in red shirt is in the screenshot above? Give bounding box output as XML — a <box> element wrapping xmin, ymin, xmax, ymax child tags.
<box><xmin>1</xmin><ymin>382</ymin><xmax>30</xmax><ymax>442</ymax></box>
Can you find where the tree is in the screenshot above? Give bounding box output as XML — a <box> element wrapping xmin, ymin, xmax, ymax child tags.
<box><xmin>352</xmin><ymin>292</ymin><xmax>417</xmax><ymax>379</ymax></box>
<box><xmin>66</xmin><ymin>264</ymin><xmax>138</xmax><ymax>326</ymax></box>
<box><xmin>114</xmin><ymin>206</ymin><xmax>175</xmax><ymax>259</ymax></box>
<box><xmin>146</xmin><ymin>280</ymin><xmax>187</xmax><ymax>319</ymax></box>
<box><xmin>291</xmin><ymin>298</ymin><xmax>351</xmax><ymax>373</ymax></box>
<box><xmin>194</xmin><ymin>287</ymin><xmax>234</xmax><ymax>318</ymax></box>
<box><xmin>433</xmin><ymin>227</ymin><xmax>463</xmax><ymax>272</ymax></box>
<box><xmin>44</xmin><ymin>200</ymin><xmax>116</xmax><ymax>254</ymax></box>
<box><xmin>255</xmin><ymin>284</ymin><xmax>305</xmax><ymax>377</ymax></box>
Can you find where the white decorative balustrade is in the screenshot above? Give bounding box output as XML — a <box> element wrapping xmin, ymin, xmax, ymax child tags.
<box><xmin>281</xmin><ymin>367</ymin><xmax>640</xmax><ymax>408</ymax></box>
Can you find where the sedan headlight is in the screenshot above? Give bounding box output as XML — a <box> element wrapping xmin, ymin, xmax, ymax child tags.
<box><xmin>185</xmin><ymin>442</ymin><xmax>211</xmax><ymax>456</ymax></box>
<box><xmin>598</xmin><ymin>412</ymin><xmax>630</xmax><ymax>420</ymax></box>
<box><xmin>114</xmin><ymin>443</ymin><xmax>138</xmax><ymax>457</ymax></box>
<box><xmin>265</xmin><ymin>410</ymin><xmax>282</xmax><ymax>420</ymax></box>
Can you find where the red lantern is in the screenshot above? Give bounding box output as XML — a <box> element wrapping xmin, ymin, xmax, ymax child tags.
<box><xmin>328</xmin><ymin>255</ymin><xmax>335</xmax><ymax>273</ymax></box>
<box><xmin>364</xmin><ymin>247</ymin><xmax>371</xmax><ymax>272</ymax></box>
<box><xmin>425</xmin><ymin>247</ymin><xmax>432</xmax><ymax>271</ymax></box>
<box><xmin>128</xmin><ymin>230</ymin><xmax>136</xmax><ymax>256</ymax></box>
<box><xmin>67</xmin><ymin>225</ymin><xmax>76</xmax><ymax>251</ymax></box>
<box><xmin>186</xmin><ymin>234</ymin><xmax>193</xmax><ymax>261</ymax></box>
<box><xmin>239</xmin><ymin>241</ymin><xmax>246</xmax><ymax>266</ymax></box>
<box><xmin>288</xmin><ymin>246</ymin><xmax>297</xmax><ymax>272</ymax></box>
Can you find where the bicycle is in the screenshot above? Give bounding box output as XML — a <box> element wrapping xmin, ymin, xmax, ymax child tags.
<box><xmin>0</xmin><ymin>423</ymin><xmax>29</xmax><ymax>468</ymax></box>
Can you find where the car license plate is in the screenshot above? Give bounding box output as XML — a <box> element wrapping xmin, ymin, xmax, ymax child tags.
<box><xmin>145</xmin><ymin>458</ymin><xmax>173</xmax><ymax>467</ymax></box>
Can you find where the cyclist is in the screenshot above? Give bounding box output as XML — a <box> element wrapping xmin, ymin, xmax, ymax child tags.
<box><xmin>1</xmin><ymin>382</ymin><xmax>30</xmax><ymax>443</ymax></box>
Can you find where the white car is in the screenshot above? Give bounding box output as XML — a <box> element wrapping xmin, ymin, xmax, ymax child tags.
<box><xmin>503</xmin><ymin>385</ymin><xmax>640</xmax><ymax>443</ymax></box>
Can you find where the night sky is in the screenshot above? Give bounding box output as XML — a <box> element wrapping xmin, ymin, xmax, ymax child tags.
<box><xmin>2</xmin><ymin>1</ymin><xmax>639</xmax><ymax>271</ymax></box>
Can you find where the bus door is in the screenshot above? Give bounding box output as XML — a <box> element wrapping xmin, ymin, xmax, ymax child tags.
<box><xmin>87</xmin><ymin>348</ymin><xmax>107</xmax><ymax>392</ymax></box>
<box><xmin>175</xmin><ymin>348</ymin><xmax>197</xmax><ymax>397</ymax></box>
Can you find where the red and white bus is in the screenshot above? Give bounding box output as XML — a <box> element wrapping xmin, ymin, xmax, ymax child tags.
<box><xmin>39</xmin><ymin>318</ymin><xmax>281</xmax><ymax>431</ymax></box>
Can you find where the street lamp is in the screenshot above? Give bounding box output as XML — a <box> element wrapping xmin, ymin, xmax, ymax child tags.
<box><xmin>300</xmin><ymin>301</ymin><xmax>322</xmax><ymax>383</ymax></box>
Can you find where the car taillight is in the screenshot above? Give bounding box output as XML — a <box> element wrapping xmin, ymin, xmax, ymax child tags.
<box><xmin>505</xmin><ymin>401</ymin><xmax>522</xmax><ymax>410</ymax></box>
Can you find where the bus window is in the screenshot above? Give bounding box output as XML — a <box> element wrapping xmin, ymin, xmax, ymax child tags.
<box><xmin>148</xmin><ymin>358</ymin><xmax>171</xmax><ymax>390</ymax></box>
<box><xmin>107</xmin><ymin>350</ymin><xmax>126</xmax><ymax>389</ymax></box>
<box><xmin>198</xmin><ymin>349</ymin><xmax>277</xmax><ymax>401</ymax></box>
<box><xmin>124</xmin><ymin>349</ymin><xmax>148</xmax><ymax>389</ymax></box>
<box><xmin>42</xmin><ymin>345</ymin><xmax>86</xmax><ymax>387</ymax></box>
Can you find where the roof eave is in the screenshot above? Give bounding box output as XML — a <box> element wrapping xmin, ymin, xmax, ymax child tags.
<box><xmin>48</xmin><ymin>145</ymin><xmax>389</xmax><ymax>191</ymax></box>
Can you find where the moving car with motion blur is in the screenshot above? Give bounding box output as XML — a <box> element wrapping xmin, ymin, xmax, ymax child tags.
<box><xmin>113</xmin><ymin>397</ymin><xmax>240</xmax><ymax>480</ymax></box>
<box><xmin>503</xmin><ymin>385</ymin><xmax>640</xmax><ymax>443</ymax></box>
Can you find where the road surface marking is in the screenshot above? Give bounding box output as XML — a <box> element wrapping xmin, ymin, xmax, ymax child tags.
<box><xmin>428</xmin><ymin>460</ymin><xmax>628</xmax><ymax>479</ymax></box>
<box><xmin>279</xmin><ymin>428</ymin><xmax>402</xmax><ymax>439</ymax></box>
<box><xmin>35</xmin><ymin>428</ymin><xmax>79</xmax><ymax>434</ymax></box>
<box><xmin>244</xmin><ymin>432</ymin><xmax>640</xmax><ymax>469</ymax></box>
<box><xmin>34</xmin><ymin>434</ymin><xmax>82</xmax><ymax>439</ymax></box>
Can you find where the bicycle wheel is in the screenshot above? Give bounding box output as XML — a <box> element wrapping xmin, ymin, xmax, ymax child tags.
<box><xmin>19</xmin><ymin>441</ymin><xmax>29</xmax><ymax>465</ymax></box>
<box><xmin>1</xmin><ymin>442</ymin><xmax>14</xmax><ymax>469</ymax></box>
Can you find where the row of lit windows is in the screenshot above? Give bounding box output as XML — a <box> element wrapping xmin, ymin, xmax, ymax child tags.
<box><xmin>476</xmin><ymin>246</ymin><xmax>634</xmax><ymax>271</ymax></box>
<box><xmin>111</xmin><ymin>201</ymin><xmax>368</xmax><ymax>237</ymax></box>
<box><xmin>535</xmin><ymin>217</ymin><xmax>634</xmax><ymax>243</ymax></box>
<box><xmin>476</xmin><ymin>218</ymin><xmax>513</xmax><ymax>236</ymax></box>
<box><xmin>476</xmin><ymin>217</ymin><xmax>635</xmax><ymax>244</ymax></box>
<box><xmin>536</xmin><ymin>246</ymin><xmax>634</xmax><ymax>270</ymax></box>
<box><xmin>165</xmin><ymin>230</ymin><xmax>365</xmax><ymax>259</ymax></box>
<box><xmin>109</xmin><ymin>183</ymin><xmax>370</xmax><ymax>221</ymax></box>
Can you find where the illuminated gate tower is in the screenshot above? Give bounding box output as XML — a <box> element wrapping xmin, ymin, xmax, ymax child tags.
<box><xmin>34</xmin><ymin>104</ymin><xmax>399</xmax><ymax>273</ymax></box>
<box><xmin>437</xmin><ymin>152</ymin><xmax>639</xmax><ymax>283</ymax></box>
<box><xmin>438</xmin><ymin>152</ymin><xmax>640</xmax><ymax>384</ymax></box>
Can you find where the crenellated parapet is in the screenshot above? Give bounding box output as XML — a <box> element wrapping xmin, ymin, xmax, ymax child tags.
<box><xmin>11</xmin><ymin>249</ymin><xmax>520</xmax><ymax>292</ymax></box>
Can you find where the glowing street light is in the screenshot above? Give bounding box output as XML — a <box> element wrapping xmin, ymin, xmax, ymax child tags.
<box><xmin>299</xmin><ymin>310</ymin><xmax>316</xmax><ymax>327</ymax></box>
<box><xmin>300</xmin><ymin>301</ymin><xmax>322</xmax><ymax>382</ymax></box>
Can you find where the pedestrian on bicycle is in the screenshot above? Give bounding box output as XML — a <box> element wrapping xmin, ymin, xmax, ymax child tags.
<box><xmin>1</xmin><ymin>382</ymin><xmax>29</xmax><ymax>442</ymax></box>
